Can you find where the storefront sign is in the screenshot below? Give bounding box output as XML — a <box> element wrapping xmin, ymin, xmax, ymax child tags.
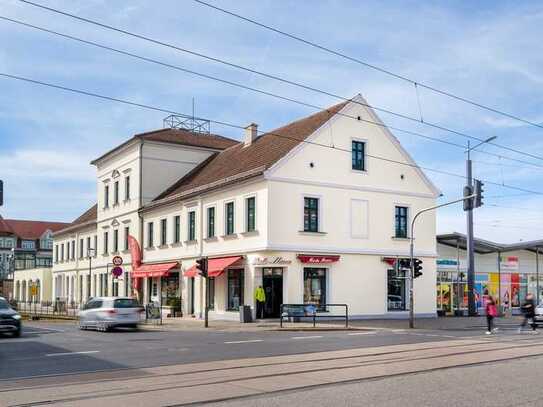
<box><xmin>436</xmin><ymin>258</ymin><xmax>465</xmax><ymax>271</ymax></box>
<box><xmin>297</xmin><ymin>255</ymin><xmax>340</xmax><ymax>264</ymax></box>
<box><xmin>252</xmin><ymin>256</ymin><xmax>292</xmax><ymax>266</ymax></box>
<box><xmin>500</xmin><ymin>256</ymin><xmax>519</xmax><ymax>272</ymax></box>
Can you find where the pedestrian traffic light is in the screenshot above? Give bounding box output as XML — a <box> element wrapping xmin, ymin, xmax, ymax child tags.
<box><xmin>474</xmin><ymin>179</ymin><xmax>484</xmax><ymax>208</ymax></box>
<box><xmin>196</xmin><ymin>257</ymin><xmax>208</xmax><ymax>278</ymax></box>
<box><xmin>413</xmin><ymin>258</ymin><xmax>423</xmax><ymax>279</ymax></box>
<box><xmin>463</xmin><ymin>185</ymin><xmax>473</xmax><ymax>211</ymax></box>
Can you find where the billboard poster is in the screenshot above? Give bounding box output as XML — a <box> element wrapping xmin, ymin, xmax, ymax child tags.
<box><xmin>500</xmin><ymin>273</ymin><xmax>511</xmax><ymax>310</ymax></box>
<box><xmin>511</xmin><ymin>274</ymin><xmax>520</xmax><ymax>308</ymax></box>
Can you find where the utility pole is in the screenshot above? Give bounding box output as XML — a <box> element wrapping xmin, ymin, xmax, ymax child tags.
<box><xmin>465</xmin><ymin>136</ymin><xmax>496</xmax><ymax>316</ymax></box>
<box><xmin>409</xmin><ymin>194</ymin><xmax>476</xmax><ymax>328</ymax></box>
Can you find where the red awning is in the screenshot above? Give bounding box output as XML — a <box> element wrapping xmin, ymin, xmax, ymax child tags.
<box><xmin>132</xmin><ymin>262</ymin><xmax>178</xmax><ymax>278</ymax></box>
<box><xmin>297</xmin><ymin>255</ymin><xmax>340</xmax><ymax>264</ymax></box>
<box><xmin>183</xmin><ymin>256</ymin><xmax>242</xmax><ymax>278</ymax></box>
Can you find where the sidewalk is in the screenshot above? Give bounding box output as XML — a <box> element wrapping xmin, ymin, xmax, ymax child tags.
<box><xmin>140</xmin><ymin>315</ymin><xmax>525</xmax><ymax>332</ymax></box>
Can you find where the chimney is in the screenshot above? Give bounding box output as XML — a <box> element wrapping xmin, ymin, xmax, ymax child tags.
<box><xmin>244</xmin><ymin>123</ymin><xmax>258</xmax><ymax>147</ymax></box>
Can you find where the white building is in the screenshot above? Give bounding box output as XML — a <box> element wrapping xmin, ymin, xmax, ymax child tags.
<box><xmin>52</xmin><ymin>96</ymin><xmax>439</xmax><ymax>319</ymax></box>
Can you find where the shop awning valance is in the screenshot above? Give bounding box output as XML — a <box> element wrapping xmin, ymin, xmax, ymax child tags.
<box><xmin>132</xmin><ymin>262</ymin><xmax>178</xmax><ymax>278</ymax></box>
<box><xmin>297</xmin><ymin>255</ymin><xmax>340</xmax><ymax>264</ymax></box>
<box><xmin>183</xmin><ymin>256</ymin><xmax>243</xmax><ymax>278</ymax></box>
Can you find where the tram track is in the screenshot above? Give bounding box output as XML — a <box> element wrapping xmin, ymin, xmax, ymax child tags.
<box><xmin>4</xmin><ymin>337</ymin><xmax>543</xmax><ymax>406</ymax></box>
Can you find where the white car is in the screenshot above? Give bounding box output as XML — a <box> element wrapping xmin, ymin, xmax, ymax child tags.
<box><xmin>534</xmin><ymin>303</ymin><xmax>543</xmax><ymax>325</ymax></box>
<box><xmin>79</xmin><ymin>297</ymin><xmax>144</xmax><ymax>332</ymax></box>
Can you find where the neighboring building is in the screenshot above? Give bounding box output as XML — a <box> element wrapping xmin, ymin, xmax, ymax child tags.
<box><xmin>13</xmin><ymin>267</ymin><xmax>53</xmax><ymax>303</ymax></box>
<box><xmin>437</xmin><ymin>233</ymin><xmax>543</xmax><ymax>315</ymax></box>
<box><xmin>0</xmin><ymin>216</ymin><xmax>68</xmax><ymax>299</ymax></box>
<box><xmin>53</xmin><ymin>95</ymin><xmax>439</xmax><ymax>319</ymax></box>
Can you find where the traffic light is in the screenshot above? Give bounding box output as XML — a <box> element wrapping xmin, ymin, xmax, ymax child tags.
<box><xmin>398</xmin><ymin>258</ymin><xmax>411</xmax><ymax>270</ymax></box>
<box><xmin>196</xmin><ymin>257</ymin><xmax>208</xmax><ymax>278</ymax></box>
<box><xmin>463</xmin><ymin>185</ymin><xmax>473</xmax><ymax>211</ymax></box>
<box><xmin>413</xmin><ymin>258</ymin><xmax>423</xmax><ymax>279</ymax></box>
<box><xmin>474</xmin><ymin>179</ymin><xmax>484</xmax><ymax>208</ymax></box>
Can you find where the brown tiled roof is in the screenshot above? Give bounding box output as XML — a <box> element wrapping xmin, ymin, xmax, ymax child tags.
<box><xmin>0</xmin><ymin>215</ymin><xmax>14</xmax><ymax>235</ymax></box>
<box><xmin>91</xmin><ymin>128</ymin><xmax>238</xmax><ymax>165</ymax></box>
<box><xmin>152</xmin><ymin>101</ymin><xmax>349</xmax><ymax>203</ymax></box>
<box><xmin>53</xmin><ymin>204</ymin><xmax>97</xmax><ymax>237</ymax></box>
<box><xmin>3</xmin><ymin>219</ymin><xmax>70</xmax><ymax>239</ymax></box>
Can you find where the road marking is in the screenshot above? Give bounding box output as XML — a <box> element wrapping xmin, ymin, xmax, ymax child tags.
<box><xmin>224</xmin><ymin>340</ymin><xmax>264</xmax><ymax>344</ymax></box>
<box><xmin>291</xmin><ymin>336</ymin><xmax>323</xmax><ymax>340</ymax></box>
<box><xmin>45</xmin><ymin>351</ymin><xmax>100</xmax><ymax>357</ymax></box>
<box><xmin>25</xmin><ymin>327</ymin><xmax>65</xmax><ymax>333</ymax></box>
<box><xmin>347</xmin><ymin>332</ymin><xmax>377</xmax><ymax>336</ymax></box>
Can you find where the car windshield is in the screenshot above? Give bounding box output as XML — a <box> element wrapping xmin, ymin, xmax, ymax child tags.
<box><xmin>113</xmin><ymin>299</ymin><xmax>140</xmax><ymax>308</ymax></box>
<box><xmin>0</xmin><ymin>299</ymin><xmax>10</xmax><ymax>309</ymax></box>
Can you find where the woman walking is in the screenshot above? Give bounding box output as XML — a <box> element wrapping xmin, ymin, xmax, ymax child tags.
<box><xmin>485</xmin><ymin>295</ymin><xmax>498</xmax><ymax>335</ymax></box>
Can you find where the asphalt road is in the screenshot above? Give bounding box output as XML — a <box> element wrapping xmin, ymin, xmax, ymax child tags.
<box><xmin>0</xmin><ymin>320</ymin><xmax>491</xmax><ymax>380</ymax></box>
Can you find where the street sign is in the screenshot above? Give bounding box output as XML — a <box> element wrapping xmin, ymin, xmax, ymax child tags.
<box><xmin>30</xmin><ymin>285</ymin><xmax>38</xmax><ymax>296</ymax></box>
<box><xmin>112</xmin><ymin>255</ymin><xmax>123</xmax><ymax>266</ymax></box>
<box><xmin>111</xmin><ymin>266</ymin><xmax>123</xmax><ymax>278</ymax></box>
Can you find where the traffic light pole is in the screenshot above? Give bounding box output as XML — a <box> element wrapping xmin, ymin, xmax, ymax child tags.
<box><xmin>204</xmin><ymin>275</ymin><xmax>209</xmax><ymax>328</ymax></box>
<box><xmin>409</xmin><ymin>195</ymin><xmax>476</xmax><ymax>329</ymax></box>
<box><xmin>466</xmin><ymin>152</ymin><xmax>476</xmax><ymax>316</ymax></box>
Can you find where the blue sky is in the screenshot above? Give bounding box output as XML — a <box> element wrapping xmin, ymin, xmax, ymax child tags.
<box><xmin>1</xmin><ymin>0</ymin><xmax>542</xmax><ymax>243</ymax></box>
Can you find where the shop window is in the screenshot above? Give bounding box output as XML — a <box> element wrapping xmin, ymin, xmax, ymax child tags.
<box><xmin>388</xmin><ymin>268</ymin><xmax>407</xmax><ymax>311</ymax></box>
<box><xmin>246</xmin><ymin>197</ymin><xmax>256</xmax><ymax>232</ymax></box>
<box><xmin>208</xmin><ymin>277</ymin><xmax>215</xmax><ymax>310</ymax></box>
<box><xmin>303</xmin><ymin>197</ymin><xmax>319</xmax><ymax>232</ymax></box>
<box><xmin>162</xmin><ymin>273</ymin><xmax>181</xmax><ymax>308</ymax></box>
<box><xmin>227</xmin><ymin>269</ymin><xmax>244</xmax><ymax>311</ymax></box>
<box><xmin>395</xmin><ymin>206</ymin><xmax>408</xmax><ymax>238</ymax></box>
<box><xmin>304</xmin><ymin>268</ymin><xmax>326</xmax><ymax>309</ymax></box>
<box><xmin>352</xmin><ymin>140</ymin><xmax>366</xmax><ymax>171</ymax></box>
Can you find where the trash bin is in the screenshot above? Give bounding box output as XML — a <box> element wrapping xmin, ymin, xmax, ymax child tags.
<box><xmin>240</xmin><ymin>305</ymin><xmax>252</xmax><ymax>323</ymax></box>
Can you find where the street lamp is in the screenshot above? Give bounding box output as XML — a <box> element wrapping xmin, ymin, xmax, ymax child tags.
<box><xmin>87</xmin><ymin>247</ymin><xmax>96</xmax><ymax>299</ymax></box>
<box><xmin>465</xmin><ymin>136</ymin><xmax>497</xmax><ymax>316</ymax></box>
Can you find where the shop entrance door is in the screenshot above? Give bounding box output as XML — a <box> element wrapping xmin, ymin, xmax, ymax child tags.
<box><xmin>262</xmin><ymin>268</ymin><xmax>283</xmax><ymax>318</ymax></box>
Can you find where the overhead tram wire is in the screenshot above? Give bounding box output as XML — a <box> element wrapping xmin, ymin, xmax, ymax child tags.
<box><xmin>1</xmin><ymin>71</ymin><xmax>542</xmax><ymax>199</ymax></box>
<box><xmin>16</xmin><ymin>0</ymin><xmax>543</xmax><ymax>164</ymax></box>
<box><xmin>193</xmin><ymin>0</ymin><xmax>543</xmax><ymax>132</ymax></box>
<box><xmin>4</xmin><ymin>16</ymin><xmax>543</xmax><ymax>172</ymax></box>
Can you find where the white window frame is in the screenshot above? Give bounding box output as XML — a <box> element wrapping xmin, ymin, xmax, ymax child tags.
<box><xmin>204</xmin><ymin>204</ymin><xmax>217</xmax><ymax>238</ymax></box>
<box><xmin>224</xmin><ymin>200</ymin><xmax>236</xmax><ymax>236</ymax></box>
<box><xmin>243</xmin><ymin>194</ymin><xmax>257</xmax><ymax>233</ymax></box>
<box><xmin>351</xmin><ymin>137</ymin><xmax>368</xmax><ymax>174</ymax></box>
<box><xmin>300</xmin><ymin>193</ymin><xmax>324</xmax><ymax>233</ymax></box>
<box><xmin>392</xmin><ymin>203</ymin><xmax>411</xmax><ymax>239</ymax></box>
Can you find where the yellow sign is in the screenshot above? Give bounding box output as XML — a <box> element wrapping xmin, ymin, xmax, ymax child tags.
<box><xmin>30</xmin><ymin>285</ymin><xmax>38</xmax><ymax>296</ymax></box>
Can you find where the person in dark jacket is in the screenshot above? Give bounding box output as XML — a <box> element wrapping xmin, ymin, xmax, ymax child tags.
<box><xmin>519</xmin><ymin>293</ymin><xmax>538</xmax><ymax>333</ymax></box>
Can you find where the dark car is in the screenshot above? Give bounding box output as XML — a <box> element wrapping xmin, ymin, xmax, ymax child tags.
<box><xmin>0</xmin><ymin>297</ymin><xmax>22</xmax><ymax>337</ymax></box>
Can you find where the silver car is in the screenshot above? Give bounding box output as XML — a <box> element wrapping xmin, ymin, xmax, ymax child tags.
<box><xmin>79</xmin><ymin>297</ymin><xmax>144</xmax><ymax>332</ymax></box>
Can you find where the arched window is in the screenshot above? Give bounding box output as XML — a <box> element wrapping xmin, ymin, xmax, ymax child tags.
<box><xmin>36</xmin><ymin>279</ymin><xmax>41</xmax><ymax>302</ymax></box>
<box><xmin>15</xmin><ymin>281</ymin><xmax>20</xmax><ymax>301</ymax></box>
